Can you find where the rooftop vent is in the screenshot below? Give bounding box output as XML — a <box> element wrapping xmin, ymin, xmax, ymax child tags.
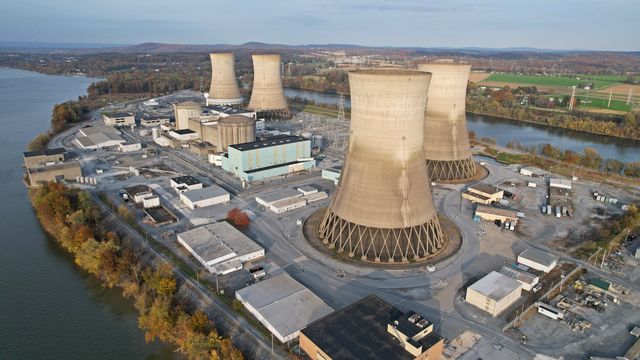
<box><xmin>416</xmin><ymin>319</ymin><xmax>429</xmax><ymax>328</ymax></box>
<box><xmin>408</xmin><ymin>314</ymin><xmax>421</xmax><ymax>323</ymax></box>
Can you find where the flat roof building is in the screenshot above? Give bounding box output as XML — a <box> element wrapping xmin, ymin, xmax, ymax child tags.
<box><xmin>465</xmin><ymin>271</ymin><xmax>522</xmax><ymax>317</ymax></box>
<box><xmin>549</xmin><ymin>178</ymin><xmax>572</xmax><ymax>190</ymax></box>
<box><xmin>300</xmin><ymin>295</ymin><xmax>444</xmax><ymax>360</ymax></box>
<box><xmin>75</xmin><ymin>126</ymin><xmax>126</xmax><ymax>150</ymax></box>
<box><xmin>103</xmin><ymin>112</ymin><xmax>135</xmax><ymax>127</ymax></box>
<box><xmin>170</xmin><ymin>175</ymin><xmax>203</xmax><ymax>193</ymax></box>
<box><xmin>169</xmin><ymin>129</ymin><xmax>200</xmax><ymax>142</ymax></box>
<box><xmin>139</xmin><ymin>114</ymin><xmax>170</xmax><ymax>127</ymax></box>
<box><xmin>499</xmin><ymin>265</ymin><xmax>540</xmax><ymax>292</ymax></box>
<box><xmin>177</xmin><ymin>221</ymin><xmax>264</xmax><ymax>274</ymax></box>
<box><xmin>235</xmin><ymin>273</ymin><xmax>333</xmax><ymax>343</ymax></box>
<box><xmin>462</xmin><ymin>183</ymin><xmax>504</xmax><ymax>205</ymax></box>
<box><xmin>23</xmin><ymin>148</ymin><xmax>66</xmax><ymax>168</ymax></box>
<box><xmin>179</xmin><ymin>185</ymin><xmax>230</xmax><ymax>210</ymax></box>
<box><xmin>23</xmin><ymin>148</ymin><xmax>81</xmax><ymax>186</ymax></box>
<box><xmin>517</xmin><ymin>248</ymin><xmax>558</xmax><ymax>273</ymax></box>
<box><xmin>474</xmin><ymin>205</ymin><xmax>519</xmax><ymax>225</ymax></box>
<box><xmin>255</xmin><ymin>188</ymin><xmax>302</xmax><ymax>207</ymax></box>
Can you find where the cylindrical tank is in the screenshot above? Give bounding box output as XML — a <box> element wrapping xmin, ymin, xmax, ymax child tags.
<box><xmin>207</xmin><ymin>53</ymin><xmax>243</xmax><ymax>106</ymax></box>
<box><xmin>312</xmin><ymin>134</ymin><xmax>324</xmax><ymax>148</ymax></box>
<box><xmin>418</xmin><ymin>63</ymin><xmax>476</xmax><ymax>181</ymax></box>
<box><xmin>247</xmin><ymin>54</ymin><xmax>290</xmax><ymax>116</ymax></box>
<box><xmin>319</xmin><ymin>70</ymin><xmax>447</xmax><ymax>263</ymax></box>
<box><xmin>173</xmin><ymin>101</ymin><xmax>202</xmax><ymax>130</ymax></box>
<box><xmin>300</xmin><ymin>131</ymin><xmax>313</xmax><ymax>139</ymax></box>
<box><xmin>217</xmin><ymin>115</ymin><xmax>256</xmax><ymax>152</ymax></box>
<box><xmin>151</xmin><ymin>127</ymin><xmax>160</xmax><ymax>139</ymax></box>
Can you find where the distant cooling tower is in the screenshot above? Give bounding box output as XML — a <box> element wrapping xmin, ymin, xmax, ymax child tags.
<box><xmin>319</xmin><ymin>70</ymin><xmax>447</xmax><ymax>263</ymax></box>
<box><xmin>207</xmin><ymin>53</ymin><xmax>243</xmax><ymax>106</ymax></box>
<box><xmin>418</xmin><ymin>63</ymin><xmax>476</xmax><ymax>180</ymax></box>
<box><xmin>174</xmin><ymin>101</ymin><xmax>202</xmax><ymax>130</ymax></box>
<box><xmin>247</xmin><ymin>54</ymin><xmax>290</xmax><ymax>118</ymax></box>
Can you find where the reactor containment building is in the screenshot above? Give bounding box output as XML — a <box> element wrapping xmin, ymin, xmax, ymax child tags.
<box><xmin>247</xmin><ymin>54</ymin><xmax>291</xmax><ymax>119</ymax></box>
<box><xmin>418</xmin><ymin>63</ymin><xmax>476</xmax><ymax>181</ymax></box>
<box><xmin>319</xmin><ymin>70</ymin><xmax>448</xmax><ymax>263</ymax></box>
<box><xmin>206</xmin><ymin>53</ymin><xmax>243</xmax><ymax>106</ymax></box>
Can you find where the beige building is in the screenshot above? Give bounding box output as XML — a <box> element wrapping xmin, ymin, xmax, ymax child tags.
<box><xmin>462</xmin><ymin>183</ymin><xmax>504</xmax><ymax>205</ymax></box>
<box><xmin>23</xmin><ymin>148</ymin><xmax>81</xmax><ymax>186</ymax></box>
<box><xmin>466</xmin><ymin>271</ymin><xmax>522</xmax><ymax>316</ymax></box>
<box><xmin>102</xmin><ymin>112</ymin><xmax>135</xmax><ymax>127</ymax></box>
<box><xmin>474</xmin><ymin>205</ymin><xmax>519</xmax><ymax>225</ymax></box>
<box><xmin>23</xmin><ymin>148</ymin><xmax>66</xmax><ymax>168</ymax></box>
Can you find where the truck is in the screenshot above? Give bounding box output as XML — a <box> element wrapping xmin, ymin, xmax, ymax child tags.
<box><xmin>555</xmin><ymin>206</ymin><xmax>562</xmax><ymax>218</ymax></box>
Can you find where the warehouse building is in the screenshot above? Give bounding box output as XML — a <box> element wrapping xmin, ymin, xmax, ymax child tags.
<box><xmin>179</xmin><ymin>185</ymin><xmax>230</xmax><ymax>210</ymax></box>
<box><xmin>474</xmin><ymin>205</ymin><xmax>519</xmax><ymax>226</ymax></box>
<box><xmin>169</xmin><ymin>129</ymin><xmax>200</xmax><ymax>142</ymax></box>
<box><xmin>139</xmin><ymin>114</ymin><xmax>170</xmax><ymax>127</ymax></box>
<box><xmin>23</xmin><ymin>148</ymin><xmax>82</xmax><ymax>186</ymax></box>
<box><xmin>499</xmin><ymin>265</ymin><xmax>539</xmax><ymax>292</ymax></box>
<box><xmin>177</xmin><ymin>221</ymin><xmax>264</xmax><ymax>274</ymax></box>
<box><xmin>462</xmin><ymin>183</ymin><xmax>504</xmax><ymax>205</ymax></box>
<box><xmin>118</xmin><ymin>142</ymin><xmax>142</xmax><ymax>152</ymax></box>
<box><xmin>300</xmin><ymin>295</ymin><xmax>444</xmax><ymax>360</ymax></box>
<box><xmin>321</xmin><ymin>167</ymin><xmax>341</xmax><ymax>185</ymax></box>
<box><xmin>170</xmin><ymin>175</ymin><xmax>203</xmax><ymax>193</ymax></box>
<box><xmin>549</xmin><ymin>178</ymin><xmax>572</xmax><ymax>190</ymax></box>
<box><xmin>519</xmin><ymin>166</ymin><xmax>547</xmax><ymax>178</ymax></box>
<box><xmin>221</xmin><ymin>135</ymin><xmax>315</xmax><ymax>182</ymax></box>
<box><xmin>517</xmin><ymin>248</ymin><xmax>558</xmax><ymax>273</ymax></box>
<box><xmin>255</xmin><ymin>188</ymin><xmax>302</xmax><ymax>207</ymax></box>
<box><xmin>465</xmin><ymin>271</ymin><xmax>522</xmax><ymax>317</ymax></box>
<box><xmin>23</xmin><ymin>148</ymin><xmax>66</xmax><ymax>168</ymax></box>
<box><xmin>124</xmin><ymin>185</ymin><xmax>154</xmax><ymax>204</ymax></box>
<box><xmin>269</xmin><ymin>197</ymin><xmax>307</xmax><ymax>214</ymax></box>
<box><xmin>102</xmin><ymin>112</ymin><xmax>135</xmax><ymax>127</ymax></box>
<box><xmin>235</xmin><ymin>273</ymin><xmax>333</xmax><ymax>343</ymax></box>
<box><xmin>75</xmin><ymin>125</ymin><xmax>126</xmax><ymax>150</ymax></box>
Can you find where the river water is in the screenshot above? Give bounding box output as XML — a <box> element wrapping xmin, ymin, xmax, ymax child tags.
<box><xmin>0</xmin><ymin>68</ymin><xmax>175</xmax><ymax>360</ymax></box>
<box><xmin>285</xmin><ymin>88</ymin><xmax>639</xmax><ymax>163</ymax></box>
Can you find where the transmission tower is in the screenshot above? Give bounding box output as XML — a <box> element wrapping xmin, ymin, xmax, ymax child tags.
<box><xmin>568</xmin><ymin>86</ymin><xmax>577</xmax><ymax>111</ymax></box>
<box><xmin>626</xmin><ymin>88</ymin><xmax>633</xmax><ymax>106</ymax></box>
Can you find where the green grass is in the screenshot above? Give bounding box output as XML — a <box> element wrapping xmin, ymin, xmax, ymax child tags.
<box><xmin>483</xmin><ymin>73</ymin><xmax>636</xmax><ymax>90</ymax></box>
<box><xmin>576</xmin><ymin>96</ymin><xmax>631</xmax><ymax>112</ymax></box>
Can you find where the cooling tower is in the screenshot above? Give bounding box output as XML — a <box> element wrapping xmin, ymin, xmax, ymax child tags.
<box><xmin>418</xmin><ymin>63</ymin><xmax>476</xmax><ymax>181</ymax></box>
<box><xmin>319</xmin><ymin>70</ymin><xmax>447</xmax><ymax>263</ymax></box>
<box><xmin>174</xmin><ymin>101</ymin><xmax>202</xmax><ymax>130</ymax></box>
<box><xmin>207</xmin><ymin>53</ymin><xmax>243</xmax><ymax>106</ymax></box>
<box><xmin>217</xmin><ymin>115</ymin><xmax>256</xmax><ymax>152</ymax></box>
<box><xmin>247</xmin><ymin>54</ymin><xmax>290</xmax><ymax>118</ymax></box>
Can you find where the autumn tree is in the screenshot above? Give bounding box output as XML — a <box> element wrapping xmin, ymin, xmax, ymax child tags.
<box><xmin>226</xmin><ymin>208</ymin><xmax>249</xmax><ymax>229</ymax></box>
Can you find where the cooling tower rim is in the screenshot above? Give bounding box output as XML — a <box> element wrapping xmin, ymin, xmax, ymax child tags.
<box><xmin>350</xmin><ymin>69</ymin><xmax>430</xmax><ymax>77</ymax></box>
<box><xmin>210</xmin><ymin>52</ymin><xmax>234</xmax><ymax>56</ymax></box>
<box><xmin>418</xmin><ymin>63</ymin><xmax>472</xmax><ymax>71</ymax></box>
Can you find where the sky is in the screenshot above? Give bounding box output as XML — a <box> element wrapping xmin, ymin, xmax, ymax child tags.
<box><xmin>1</xmin><ymin>0</ymin><xmax>638</xmax><ymax>51</ymax></box>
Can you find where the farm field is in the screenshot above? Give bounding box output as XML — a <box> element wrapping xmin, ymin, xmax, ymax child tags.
<box><xmin>469</xmin><ymin>72</ymin><xmax>490</xmax><ymax>82</ymax></box>
<box><xmin>481</xmin><ymin>73</ymin><xmax>639</xmax><ymax>91</ymax></box>
<box><xmin>575</xmin><ymin>96</ymin><xmax>631</xmax><ymax>112</ymax></box>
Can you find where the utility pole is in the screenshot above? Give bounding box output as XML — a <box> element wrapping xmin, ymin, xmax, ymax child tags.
<box><xmin>568</xmin><ymin>86</ymin><xmax>576</xmax><ymax>111</ymax></box>
<box><xmin>626</xmin><ymin>88</ymin><xmax>633</xmax><ymax>106</ymax></box>
<box><xmin>608</xmin><ymin>90</ymin><xmax>613</xmax><ymax>108</ymax></box>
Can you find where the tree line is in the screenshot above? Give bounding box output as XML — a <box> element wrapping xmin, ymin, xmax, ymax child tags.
<box><xmin>29</xmin><ymin>184</ymin><xmax>244</xmax><ymax>360</ymax></box>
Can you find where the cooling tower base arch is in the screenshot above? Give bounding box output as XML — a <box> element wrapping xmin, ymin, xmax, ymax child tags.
<box><xmin>426</xmin><ymin>157</ymin><xmax>477</xmax><ymax>181</ymax></box>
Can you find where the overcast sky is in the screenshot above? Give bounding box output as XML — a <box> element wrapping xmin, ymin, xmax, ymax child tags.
<box><xmin>1</xmin><ymin>0</ymin><xmax>638</xmax><ymax>51</ymax></box>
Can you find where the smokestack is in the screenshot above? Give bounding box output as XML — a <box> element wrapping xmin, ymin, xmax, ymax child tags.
<box><xmin>207</xmin><ymin>53</ymin><xmax>243</xmax><ymax>106</ymax></box>
<box><xmin>247</xmin><ymin>54</ymin><xmax>290</xmax><ymax>118</ymax></box>
<box><xmin>419</xmin><ymin>63</ymin><xmax>476</xmax><ymax>180</ymax></box>
<box><xmin>319</xmin><ymin>70</ymin><xmax>447</xmax><ymax>263</ymax></box>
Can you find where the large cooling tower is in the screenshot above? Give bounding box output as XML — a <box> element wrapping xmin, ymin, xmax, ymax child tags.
<box><xmin>418</xmin><ymin>63</ymin><xmax>476</xmax><ymax>181</ymax></box>
<box><xmin>319</xmin><ymin>70</ymin><xmax>447</xmax><ymax>263</ymax></box>
<box><xmin>247</xmin><ymin>54</ymin><xmax>290</xmax><ymax>118</ymax></box>
<box><xmin>207</xmin><ymin>53</ymin><xmax>243</xmax><ymax>106</ymax></box>
<box><xmin>217</xmin><ymin>115</ymin><xmax>256</xmax><ymax>152</ymax></box>
<box><xmin>174</xmin><ymin>101</ymin><xmax>202</xmax><ymax>130</ymax></box>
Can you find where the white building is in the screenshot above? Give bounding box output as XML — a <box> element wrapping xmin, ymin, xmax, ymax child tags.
<box><xmin>549</xmin><ymin>178</ymin><xmax>572</xmax><ymax>190</ymax></box>
<box><xmin>499</xmin><ymin>266</ymin><xmax>539</xmax><ymax>292</ymax></box>
<box><xmin>517</xmin><ymin>248</ymin><xmax>558</xmax><ymax>273</ymax></box>
<box><xmin>465</xmin><ymin>271</ymin><xmax>522</xmax><ymax>317</ymax></box>
<box><xmin>169</xmin><ymin>129</ymin><xmax>200</xmax><ymax>142</ymax></box>
<box><xmin>235</xmin><ymin>273</ymin><xmax>334</xmax><ymax>343</ymax></box>
<box><xmin>170</xmin><ymin>175</ymin><xmax>203</xmax><ymax>193</ymax></box>
<box><xmin>142</xmin><ymin>195</ymin><xmax>160</xmax><ymax>209</ymax></box>
<box><xmin>179</xmin><ymin>185</ymin><xmax>230</xmax><ymax>210</ymax></box>
<box><xmin>118</xmin><ymin>142</ymin><xmax>142</xmax><ymax>152</ymax></box>
<box><xmin>255</xmin><ymin>188</ymin><xmax>303</xmax><ymax>208</ymax></box>
<box><xmin>139</xmin><ymin>114</ymin><xmax>170</xmax><ymax>127</ymax></box>
<box><xmin>75</xmin><ymin>126</ymin><xmax>126</xmax><ymax>150</ymax></box>
<box><xmin>303</xmin><ymin>191</ymin><xmax>328</xmax><ymax>203</ymax></box>
<box><xmin>297</xmin><ymin>185</ymin><xmax>318</xmax><ymax>196</ymax></box>
<box><xmin>269</xmin><ymin>197</ymin><xmax>307</xmax><ymax>214</ymax></box>
<box><xmin>176</xmin><ymin>221</ymin><xmax>264</xmax><ymax>274</ymax></box>
<box><xmin>102</xmin><ymin>112</ymin><xmax>135</xmax><ymax>127</ymax></box>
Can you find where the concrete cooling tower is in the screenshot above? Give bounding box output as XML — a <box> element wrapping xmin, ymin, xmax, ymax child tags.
<box><xmin>174</xmin><ymin>101</ymin><xmax>202</xmax><ymax>130</ymax></box>
<box><xmin>247</xmin><ymin>54</ymin><xmax>290</xmax><ymax>118</ymax></box>
<box><xmin>207</xmin><ymin>53</ymin><xmax>243</xmax><ymax>106</ymax></box>
<box><xmin>319</xmin><ymin>70</ymin><xmax>447</xmax><ymax>263</ymax></box>
<box><xmin>418</xmin><ymin>63</ymin><xmax>476</xmax><ymax>181</ymax></box>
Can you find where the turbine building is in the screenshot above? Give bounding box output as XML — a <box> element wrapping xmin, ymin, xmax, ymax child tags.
<box><xmin>247</xmin><ymin>54</ymin><xmax>291</xmax><ymax>119</ymax></box>
<box><xmin>319</xmin><ymin>70</ymin><xmax>447</xmax><ymax>263</ymax></box>
<box><xmin>206</xmin><ymin>53</ymin><xmax>243</xmax><ymax>106</ymax></box>
<box><xmin>418</xmin><ymin>63</ymin><xmax>476</xmax><ymax>181</ymax></box>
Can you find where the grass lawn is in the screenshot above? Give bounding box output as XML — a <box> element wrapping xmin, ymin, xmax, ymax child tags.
<box><xmin>576</xmin><ymin>96</ymin><xmax>631</xmax><ymax>112</ymax></box>
<box><xmin>483</xmin><ymin>73</ymin><xmax>636</xmax><ymax>90</ymax></box>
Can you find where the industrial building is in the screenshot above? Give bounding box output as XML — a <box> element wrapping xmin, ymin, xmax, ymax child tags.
<box><xmin>321</xmin><ymin>166</ymin><xmax>341</xmax><ymax>185</ymax></box>
<box><xmin>549</xmin><ymin>178</ymin><xmax>572</xmax><ymax>190</ymax></box>
<box><xmin>517</xmin><ymin>248</ymin><xmax>558</xmax><ymax>273</ymax></box>
<box><xmin>499</xmin><ymin>265</ymin><xmax>539</xmax><ymax>292</ymax></box>
<box><xmin>255</xmin><ymin>186</ymin><xmax>327</xmax><ymax>213</ymax></box>
<box><xmin>23</xmin><ymin>148</ymin><xmax>82</xmax><ymax>186</ymax></box>
<box><xmin>179</xmin><ymin>185</ymin><xmax>230</xmax><ymax>210</ymax></box>
<box><xmin>177</xmin><ymin>221</ymin><xmax>264</xmax><ymax>274</ymax></box>
<box><xmin>462</xmin><ymin>183</ymin><xmax>504</xmax><ymax>205</ymax></box>
<box><xmin>170</xmin><ymin>175</ymin><xmax>203</xmax><ymax>193</ymax></box>
<box><xmin>520</xmin><ymin>166</ymin><xmax>547</xmax><ymax>177</ymax></box>
<box><xmin>102</xmin><ymin>112</ymin><xmax>135</xmax><ymax>127</ymax></box>
<box><xmin>206</xmin><ymin>53</ymin><xmax>243</xmax><ymax>106</ymax></box>
<box><xmin>300</xmin><ymin>295</ymin><xmax>444</xmax><ymax>360</ymax></box>
<box><xmin>118</xmin><ymin>142</ymin><xmax>142</xmax><ymax>152</ymax></box>
<box><xmin>247</xmin><ymin>54</ymin><xmax>291</xmax><ymax>119</ymax></box>
<box><xmin>320</xmin><ymin>70</ymin><xmax>447</xmax><ymax>263</ymax></box>
<box><xmin>74</xmin><ymin>125</ymin><xmax>126</xmax><ymax>150</ymax></box>
<box><xmin>465</xmin><ymin>271</ymin><xmax>522</xmax><ymax>317</ymax></box>
<box><xmin>139</xmin><ymin>114</ymin><xmax>170</xmax><ymax>127</ymax></box>
<box><xmin>205</xmin><ymin>105</ymin><xmax>256</xmax><ymax>120</ymax></box>
<box><xmin>168</xmin><ymin>129</ymin><xmax>200</xmax><ymax>142</ymax></box>
<box><xmin>419</xmin><ymin>63</ymin><xmax>475</xmax><ymax>181</ymax></box>
<box><xmin>23</xmin><ymin>148</ymin><xmax>66</xmax><ymax>168</ymax></box>
<box><xmin>235</xmin><ymin>273</ymin><xmax>333</xmax><ymax>343</ymax></box>
<box><xmin>124</xmin><ymin>185</ymin><xmax>154</xmax><ymax>204</ymax></box>
<box><xmin>174</xmin><ymin>101</ymin><xmax>202</xmax><ymax>130</ymax></box>
<box><xmin>474</xmin><ymin>205</ymin><xmax>519</xmax><ymax>226</ymax></box>
<box><xmin>221</xmin><ymin>135</ymin><xmax>314</xmax><ymax>182</ymax></box>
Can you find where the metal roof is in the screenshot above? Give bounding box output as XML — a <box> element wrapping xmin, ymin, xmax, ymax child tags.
<box><xmin>468</xmin><ymin>271</ymin><xmax>521</xmax><ymax>301</ymax></box>
<box><xmin>180</xmin><ymin>185</ymin><xmax>229</xmax><ymax>202</ymax></box>
<box><xmin>475</xmin><ymin>205</ymin><xmax>518</xmax><ymax>218</ymax></box>
<box><xmin>229</xmin><ymin>135</ymin><xmax>307</xmax><ymax>151</ymax></box>
<box><xmin>177</xmin><ymin>221</ymin><xmax>262</xmax><ymax>265</ymax></box>
<box><xmin>518</xmin><ymin>248</ymin><xmax>558</xmax><ymax>268</ymax></box>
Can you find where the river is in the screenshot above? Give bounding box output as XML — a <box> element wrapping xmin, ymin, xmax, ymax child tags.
<box><xmin>0</xmin><ymin>68</ymin><xmax>175</xmax><ymax>360</ymax></box>
<box><xmin>284</xmin><ymin>88</ymin><xmax>639</xmax><ymax>163</ymax></box>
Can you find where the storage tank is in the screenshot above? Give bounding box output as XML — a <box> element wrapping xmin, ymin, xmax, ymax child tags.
<box><xmin>247</xmin><ymin>54</ymin><xmax>290</xmax><ymax>119</ymax></box>
<box><xmin>418</xmin><ymin>63</ymin><xmax>476</xmax><ymax>181</ymax></box>
<box><xmin>173</xmin><ymin>101</ymin><xmax>202</xmax><ymax>130</ymax></box>
<box><xmin>207</xmin><ymin>53</ymin><xmax>243</xmax><ymax>106</ymax></box>
<box><xmin>300</xmin><ymin>132</ymin><xmax>313</xmax><ymax>139</ymax></box>
<box><xmin>151</xmin><ymin>127</ymin><xmax>160</xmax><ymax>139</ymax></box>
<box><xmin>312</xmin><ymin>134</ymin><xmax>324</xmax><ymax>148</ymax></box>
<box><xmin>319</xmin><ymin>70</ymin><xmax>447</xmax><ymax>263</ymax></box>
<box><xmin>217</xmin><ymin>115</ymin><xmax>256</xmax><ymax>152</ymax></box>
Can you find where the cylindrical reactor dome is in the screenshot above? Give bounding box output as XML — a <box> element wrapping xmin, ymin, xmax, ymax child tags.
<box><xmin>418</xmin><ymin>63</ymin><xmax>475</xmax><ymax>180</ymax></box>
<box><xmin>217</xmin><ymin>115</ymin><xmax>256</xmax><ymax>152</ymax></box>
<box><xmin>319</xmin><ymin>70</ymin><xmax>447</xmax><ymax>263</ymax></box>
<box><xmin>174</xmin><ymin>101</ymin><xmax>202</xmax><ymax>130</ymax></box>
<box><xmin>208</xmin><ymin>53</ymin><xmax>243</xmax><ymax>105</ymax></box>
<box><xmin>247</xmin><ymin>54</ymin><xmax>289</xmax><ymax>112</ymax></box>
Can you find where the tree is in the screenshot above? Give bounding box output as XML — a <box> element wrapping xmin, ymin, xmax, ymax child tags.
<box><xmin>28</xmin><ymin>133</ymin><xmax>50</xmax><ymax>151</ymax></box>
<box><xmin>468</xmin><ymin>131</ymin><xmax>477</xmax><ymax>142</ymax></box>
<box><xmin>580</xmin><ymin>147</ymin><xmax>602</xmax><ymax>169</ymax></box>
<box><xmin>624</xmin><ymin>112</ymin><xmax>638</xmax><ymax>128</ymax></box>
<box><xmin>605</xmin><ymin>159</ymin><xmax>624</xmax><ymax>174</ymax></box>
<box><xmin>226</xmin><ymin>208</ymin><xmax>249</xmax><ymax>229</ymax></box>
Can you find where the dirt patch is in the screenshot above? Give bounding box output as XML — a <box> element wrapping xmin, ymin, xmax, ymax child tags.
<box><xmin>469</xmin><ymin>72</ymin><xmax>490</xmax><ymax>82</ymax></box>
<box><xmin>303</xmin><ymin>208</ymin><xmax>462</xmax><ymax>270</ymax></box>
<box><xmin>596</xmin><ymin>83</ymin><xmax>640</xmax><ymax>96</ymax></box>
